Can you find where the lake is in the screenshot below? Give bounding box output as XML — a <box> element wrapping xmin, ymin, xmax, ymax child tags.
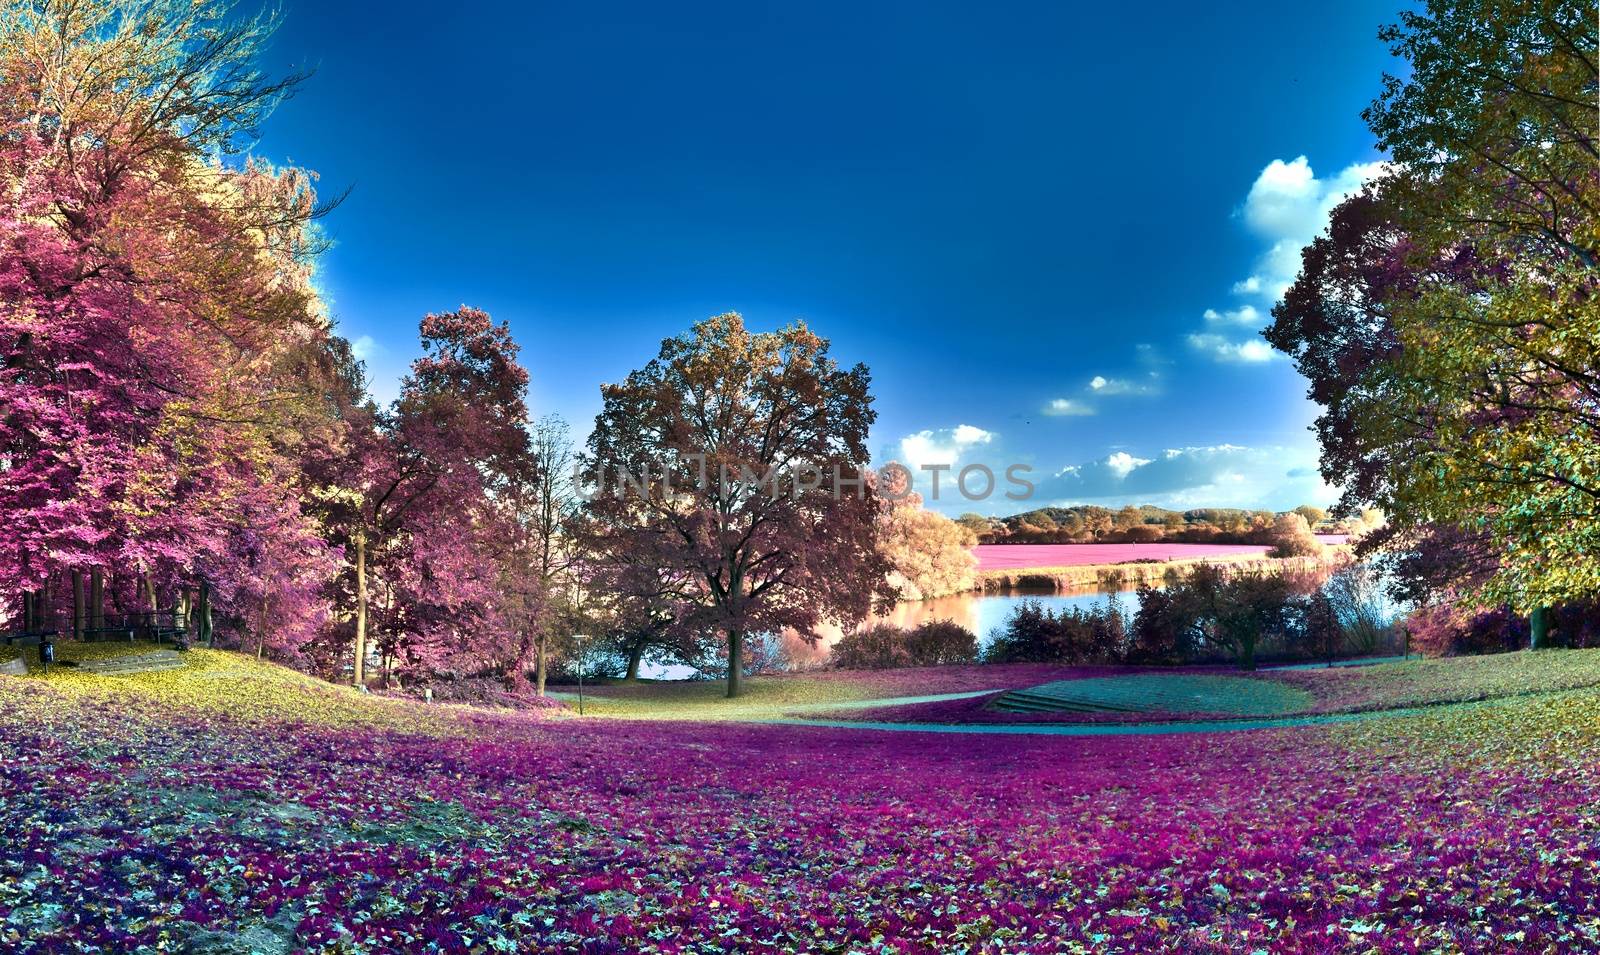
<box><xmin>876</xmin><ymin>586</ymin><xmax>1139</xmax><ymax>644</ymax></box>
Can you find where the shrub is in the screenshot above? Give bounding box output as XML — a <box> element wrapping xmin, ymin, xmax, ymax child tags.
<box><xmin>1323</xmin><ymin>563</ymin><xmax>1393</xmax><ymax>654</ymax></box>
<box><xmin>1407</xmin><ymin>600</ymin><xmax>1600</xmax><ymax>656</ymax></box>
<box><xmin>832</xmin><ymin>621</ymin><xmax>978</xmax><ymax>669</ymax></box>
<box><xmin>1267</xmin><ymin>513</ymin><xmax>1323</xmax><ymax>558</ymax></box>
<box><xmin>1406</xmin><ymin>603</ymin><xmax>1527</xmax><ymax>657</ymax></box>
<box><xmin>904</xmin><ymin>620</ymin><xmax>979</xmax><ymax>666</ymax></box>
<box><xmin>982</xmin><ymin>599</ymin><xmax>1126</xmax><ymax>664</ymax></box>
<box><xmin>1126</xmin><ymin>585</ymin><xmax>1201</xmax><ymax>664</ymax></box>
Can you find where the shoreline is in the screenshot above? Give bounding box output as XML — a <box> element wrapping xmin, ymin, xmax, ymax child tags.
<box><xmin>971</xmin><ymin>548</ymin><xmax>1350</xmax><ymax>594</ymax></box>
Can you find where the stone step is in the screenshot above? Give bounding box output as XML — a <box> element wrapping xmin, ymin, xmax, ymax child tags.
<box><xmin>992</xmin><ymin>690</ymin><xmax>1151</xmax><ymax>714</ymax></box>
<box><xmin>992</xmin><ymin>693</ymin><xmax>1108</xmax><ymax>713</ymax></box>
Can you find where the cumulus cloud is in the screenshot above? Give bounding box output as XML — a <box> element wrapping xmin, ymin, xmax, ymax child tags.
<box><xmin>1186</xmin><ymin>155</ymin><xmax>1388</xmax><ymax>365</ymax></box>
<box><xmin>1087</xmin><ymin>374</ymin><xmax>1159</xmax><ymax>396</ymax></box>
<box><xmin>897</xmin><ymin>424</ymin><xmax>995</xmax><ymax>470</ymax></box>
<box><xmin>1202</xmin><ymin>305</ymin><xmax>1261</xmax><ymax>327</ymax></box>
<box><xmin>1034</xmin><ymin>444</ymin><xmax>1336</xmax><ymax>509</ymax></box>
<box><xmin>1235</xmin><ymin>156</ymin><xmax>1389</xmax><ymax>300</ymax></box>
<box><xmin>1187</xmin><ymin>333</ymin><xmax>1277</xmax><ymax>363</ymax></box>
<box><xmin>1042</xmin><ymin>398</ymin><xmax>1095</xmax><ymax>417</ymax></box>
<box><xmin>1104</xmin><ymin>451</ymin><xmax>1151</xmax><ymax>478</ymax></box>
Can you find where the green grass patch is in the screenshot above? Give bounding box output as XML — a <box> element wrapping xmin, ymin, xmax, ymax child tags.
<box><xmin>1276</xmin><ymin>647</ymin><xmax>1600</xmax><ymax>713</ymax></box>
<box><xmin>1002</xmin><ymin>673</ymin><xmax>1313</xmax><ymax>716</ymax></box>
<box><xmin>565</xmin><ymin>675</ymin><xmax>898</xmax><ymax>720</ymax></box>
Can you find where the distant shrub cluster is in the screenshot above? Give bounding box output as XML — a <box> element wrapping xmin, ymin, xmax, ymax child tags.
<box><xmin>831</xmin><ymin>620</ymin><xmax>978</xmax><ymax>669</ymax></box>
<box><xmin>981</xmin><ymin>598</ymin><xmax>1130</xmax><ymax>664</ymax></box>
<box><xmin>961</xmin><ymin>504</ymin><xmax>1380</xmax><ymax>547</ymax></box>
<box><xmin>1406</xmin><ymin>601</ymin><xmax>1600</xmax><ymax>657</ymax></box>
<box><xmin>829</xmin><ymin>562</ymin><xmax>1416</xmax><ymax>672</ymax></box>
<box><xmin>977</xmin><ymin>564</ymin><xmax>1403</xmax><ymax>670</ymax></box>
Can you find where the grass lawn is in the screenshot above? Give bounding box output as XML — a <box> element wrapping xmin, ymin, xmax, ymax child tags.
<box><xmin>2</xmin><ymin>645</ymin><xmax>1598</xmax><ymax>951</ymax></box>
<box><xmin>999</xmin><ymin>673</ymin><xmax>1313</xmax><ymax>716</ymax></box>
<box><xmin>820</xmin><ymin>649</ymin><xmax>1600</xmax><ymax>726</ymax></box>
<box><xmin>1274</xmin><ymin>648</ymin><xmax>1600</xmax><ymax>712</ymax></box>
<box><xmin>565</xmin><ymin>663</ymin><xmax>1110</xmax><ymax>719</ymax></box>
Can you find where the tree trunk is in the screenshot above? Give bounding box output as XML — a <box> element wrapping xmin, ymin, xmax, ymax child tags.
<box><xmin>90</xmin><ymin>569</ymin><xmax>104</xmax><ymax>631</ymax></box>
<box><xmin>18</xmin><ymin>549</ymin><xmax>30</xmax><ymax>631</ymax></box>
<box><xmin>1239</xmin><ymin>635</ymin><xmax>1256</xmax><ymax>671</ymax></box>
<box><xmin>141</xmin><ymin>570</ymin><xmax>157</xmax><ymax>638</ymax></box>
<box><xmin>726</xmin><ymin>630</ymin><xmax>744</xmax><ymax>698</ymax></box>
<box><xmin>197</xmin><ymin>580</ymin><xmax>211</xmax><ymax>646</ymax></box>
<box><xmin>257</xmin><ymin>599</ymin><xmax>269</xmax><ymax>659</ymax></box>
<box><xmin>1530</xmin><ymin>606</ymin><xmax>1552</xmax><ymax>650</ymax></box>
<box><xmin>353</xmin><ymin>531</ymin><xmax>368</xmax><ymax>688</ymax></box>
<box><xmin>625</xmin><ymin>643</ymin><xmax>644</xmax><ymax>683</ymax></box>
<box><xmin>71</xmin><ymin>569</ymin><xmax>84</xmax><ymax>641</ymax></box>
<box><xmin>534</xmin><ymin>629</ymin><xmax>548</xmax><ymax>696</ymax></box>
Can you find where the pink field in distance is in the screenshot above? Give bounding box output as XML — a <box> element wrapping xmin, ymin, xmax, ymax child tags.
<box><xmin>973</xmin><ymin>535</ymin><xmax>1349</xmax><ymax>572</ymax></box>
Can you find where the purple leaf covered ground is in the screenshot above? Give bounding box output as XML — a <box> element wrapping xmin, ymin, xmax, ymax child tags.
<box><xmin>1</xmin><ymin>651</ymin><xmax>1597</xmax><ymax>952</ymax></box>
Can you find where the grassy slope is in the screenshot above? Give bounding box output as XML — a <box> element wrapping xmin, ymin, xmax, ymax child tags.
<box><xmin>819</xmin><ymin>649</ymin><xmax>1600</xmax><ymax>725</ymax></box>
<box><xmin>1276</xmin><ymin>648</ymin><xmax>1600</xmax><ymax>713</ymax></box>
<box><xmin>0</xmin><ymin>644</ymin><xmax>480</xmax><ymax>735</ymax></box>
<box><xmin>569</xmin><ymin>663</ymin><xmax>1144</xmax><ymax>720</ymax></box>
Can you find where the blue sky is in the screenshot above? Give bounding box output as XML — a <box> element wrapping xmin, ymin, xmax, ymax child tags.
<box><xmin>257</xmin><ymin>0</ymin><xmax>1405</xmax><ymax>514</ymax></box>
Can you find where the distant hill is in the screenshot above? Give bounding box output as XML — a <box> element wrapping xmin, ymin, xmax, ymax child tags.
<box><xmin>956</xmin><ymin>503</ymin><xmax>1361</xmax><ymax>546</ymax></box>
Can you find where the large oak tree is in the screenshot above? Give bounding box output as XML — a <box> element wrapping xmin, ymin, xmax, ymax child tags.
<box><xmin>582</xmin><ymin>313</ymin><xmax>894</xmax><ymax>696</ymax></box>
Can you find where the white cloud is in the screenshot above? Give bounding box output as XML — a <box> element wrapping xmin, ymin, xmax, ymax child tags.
<box><xmin>1186</xmin><ymin>155</ymin><xmax>1388</xmax><ymax>366</ymax></box>
<box><xmin>951</xmin><ymin>424</ymin><xmax>991</xmax><ymax>445</ymax></box>
<box><xmin>1086</xmin><ymin>374</ymin><xmax>1159</xmax><ymax>396</ymax></box>
<box><xmin>1034</xmin><ymin>443</ymin><xmax>1337</xmax><ymax>509</ymax></box>
<box><xmin>1042</xmin><ymin>398</ymin><xmax>1095</xmax><ymax>417</ymax></box>
<box><xmin>1104</xmin><ymin>451</ymin><xmax>1151</xmax><ymax>478</ymax></box>
<box><xmin>897</xmin><ymin>424</ymin><xmax>994</xmax><ymax>470</ymax></box>
<box><xmin>1235</xmin><ymin>156</ymin><xmax>1389</xmax><ymax>300</ymax></box>
<box><xmin>351</xmin><ymin>334</ymin><xmax>380</xmax><ymax>361</ymax></box>
<box><xmin>1202</xmin><ymin>305</ymin><xmax>1261</xmax><ymax>327</ymax></box>
<box><xmin>1187</xmin><ymin>333</ymin><xmax>1278</xmax><ymax>363</ymax></box>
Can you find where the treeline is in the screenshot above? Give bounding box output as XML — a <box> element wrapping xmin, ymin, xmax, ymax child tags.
<box><xmin>963</xmin><ymin>505</ymin><xmax>1380</xmax><ymax>546</ymax></box>
<box><xmin>836</xmin><ymin>563</ymin><xmax>1407</xmax><ymax>671</ymax></box>
<box><xmin>0</xmin><ymin>1</ymin><xmax>988</xmax><ymax>698</ymax></box>
<box><xmin>0</xmin><ymin>0</ymin><xmax>573</xmax><ymax>687</ymax></box>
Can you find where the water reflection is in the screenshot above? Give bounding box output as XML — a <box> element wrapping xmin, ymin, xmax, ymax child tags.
<box><xmin>877</xmin><ymin>587</ymin><xmax>1140</xmax><ymax>647</ymax></box>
